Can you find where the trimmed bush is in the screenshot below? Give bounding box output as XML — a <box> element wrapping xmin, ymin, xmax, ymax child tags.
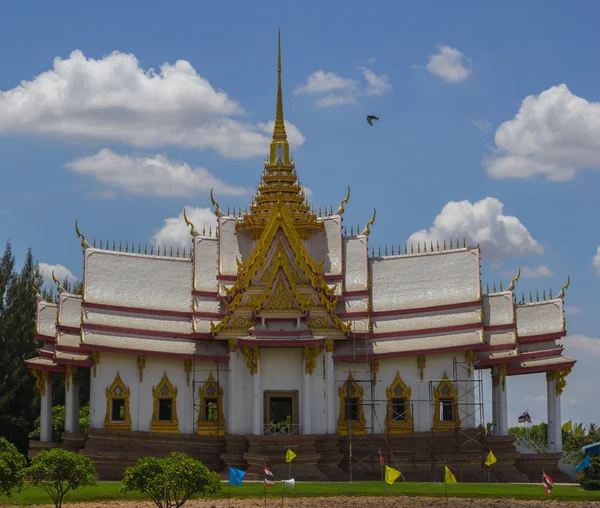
<box><xmin>121</xmin><ymin>452</ymin><xmax>221</xmax><ymax>508</ymax></box>
<box><xmin>579</xmin><ymin>456</ymin><xmax>600</xmax><ymax>491</ymax></box>
<box><xmin>0</xmin><ymin>437</ymin><xmax>26</xmax><ymax>496</ymax></box>
<box><xmin>25</xmin><ymin>448</ymin><xmax>95</xmax><ymax>507</ymax></box>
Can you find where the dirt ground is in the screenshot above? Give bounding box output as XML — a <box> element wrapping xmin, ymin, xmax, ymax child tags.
<box><xmin>18</xmin><ymin>497</ymin><xmax>600</xmax><ymax>508</ymax></box>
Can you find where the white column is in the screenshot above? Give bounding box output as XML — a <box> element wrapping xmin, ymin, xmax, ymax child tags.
<box><xmin>40</xmin><ymin>372</ymin><xmax>53</xmax><ymax>442</ymax></box>
<box><xmin>64</xmin><ymin>367</ymin><xmax>80</xmax><ymax>433</ymax></box>
<box><xmin>252</xmin><ymin>356</ymin><xmax>261</xmax><ymax>435</ymax></box>
<box><xmin>303</xmin><ymin>369</ymin><xmax>311</xmax><ymax>434</ymax></box>
<box><xmin>498</xmin><ymin>368</ymin><xmax>508</xmax><ymax>435</ymax></box>
<box><xmin>547</xmin><ymin>372</ymin><xmax>562</xmax><ymax>453</ymax></box>
<box><xmin>227</xmin><ymin>341</ymin><xmax>237</xmax><ymax>434</ymax></box>
<box><xmin>325</xmin><ymin>341</ymin><xmax>335</xmax><ymax>434</ymax></box>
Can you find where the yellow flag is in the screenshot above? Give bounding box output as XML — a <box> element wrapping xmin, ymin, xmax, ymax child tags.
<box><xmin>562</xmin><ymin>420</ymin><xmax>572</xmax><ymax>432</ymax></box>
<box><xmin>485</xmin><ymin>450</ymin><xmax>497</xmax><ymax>466</ymax></box>
<box><xmin>444</xmin><ymin>465</ymin><xmax>457</xmax><ymax>484</ymax></box>
<box><xmin>286</xmin><ymin>449</ymin><xmax>296</xmax><ymax>463</ymax></box>
<box><xmin>385</xmin><ymin>465</ymin><xmax>401</xmax><ymax>485</ymax></box>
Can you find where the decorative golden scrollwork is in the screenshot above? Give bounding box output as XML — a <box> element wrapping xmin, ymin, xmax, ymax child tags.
<box><xmin>241</xmin><ymin>346</ymin><xmax>260</xmax><ymax>375</ymax></box>
<box><xmin>385</xmin><ymin>372</ymin><xmax>413</xmax><ymax>434</ymax></box>
<box><xmin>417</xmin><ymin>356</ymin><xmax>426</xmax><ymax>381</ymax></box>
<box><xmin>547</xmin><ymin>368</ymin><xmax>571</xmax><ymax>396</ymax></box>
<box><xmin>137</xmin><ymin>356</ymin><xmax>146</xmax><ymax>383</ymax></box>
<box><xmin>361</xmin><ymin>208</ymin><xmax>376</xmax><ymax>236</ymax></box>
<box><xmin>184</xmin><ymin>360</ymin><xmax>192</xmax><ymax>386</ymax></box>
<box><xmin>303</xmin><ymin>345</ymin><xmax>322</xmax><ymax>375</ymax></box>
<box><xmin>499</xmin><ymin>364</ymin><xmax>507</xmax><ymax>392</ymax></box>
<box><xmin>465</xmin><ymin>351</ymin><xmax>474</xmax><ymax>377</ymax></box>
<box><xmin>325</xmin><ymin>339</ymin><xmax>334</xmax><ymax>353</ymax></box>
<box><xmin>75</xmin><ymin>220</ymin><xmax>90</xmax><ymax>249</ymax></box>
<box><xmin>31</xmin><ymin>369</ymin><xmax>49</xmax><ymax>397</ymax></box>
<box><xmin>183</xmin><ymin>208</ymin><xmax>198</xmax><ymax>237</ymax></box>
<box><xmin>91</xmin><ymin>351</ymin><xmax>100</xmax><ymax>378</ymax></box>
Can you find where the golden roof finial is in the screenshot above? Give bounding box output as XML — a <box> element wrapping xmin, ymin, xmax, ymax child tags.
<box><xmin>75</xmin><ymin>220</ymin><xmax>90</xmax><ymax>249</ymax></box>
<box><xmin>555</xmin><ymin>276</ymin><xmax>570</xmax><ymax>299</ymax></box>
<box><xmin>31</xmin><ymin>283</ymin><xmax>42</xmax><ymax>302</ymax></box>
<box><xmin>361</xmin><ymin>208</ymin><xmax>376</xmax><ymax>236</ymax></box>
<box><xmin>210</xmin><ymin>189</ymin><xmax>224</xmax><ymax>218</ymax></box>
<box><xmin>183</xmin><ymin>208</ymin><xmax>198</xmax><ymax>237</ymax></box>
<box><xmin>51</xmin><ymin>270</ymin><xmax>64</xmax><ymax>293</ymax></box>
<box><xmin>507</xmin><ymin>268</ymin><xmax>521</xmax><ymax>291</ymax></box>
<box><xmin>272</xmin><ymin>29</ymin><xmax>287</xmax><ymax>142</ymax></box>
<box><xmin>335</xmin><ymin>186</ymin><xmax>351</xmax><ymax>215</ymax></box>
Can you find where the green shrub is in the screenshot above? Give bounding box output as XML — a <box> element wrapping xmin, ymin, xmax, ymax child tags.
<box><xmin>121</xmin><ymin>452</ymin><xmax>221</xmax><ymax>508</ymax></box>
<box><xmin>0</xmin><ymin>437</ymin><xmax>27</xmax><ymax>496</ymax></box>
<box><xmin>29</xmin><ymin>404</ymin><xmax>90</xmax><ymax>443</ymax></box>
<box><xmin>578</xmin><ymin>456</ymin><xmax>600</xmax><ymax>491</ymax></box>
<box><xmin>583</xmin><ymin>479</ymin><xmax>600</xmax><ymax>491</ymax></box>
<box><xmin>24</xmin><ymin>448</ymin><xmax>96</xmax><ymax>508</ymax></box>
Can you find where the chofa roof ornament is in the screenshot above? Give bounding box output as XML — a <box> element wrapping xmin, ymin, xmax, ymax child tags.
<box><xmin>210</xmin><ymin>189</ymin><xmax>225</xmax><ymax>218</ymax></box>
<box><xmin>555</xmin><ymin>276</ymin><xmax>570</xmax><ymax>299</ymax></box>
<box><xmin>335</xmin><ymin>186</ymin><xmax>351</xmax><ymax>216</ymax></box>
<box><xmin>361</xmin><ymin>208</ymin><xmax>376</xmax><ymax>236</ymax></box>
<box><xmin>506</xmin><ymin>268</ymin><xmax>521</xmax><ymax>292</ymax></box>
<box><xmin>75</xmin><ymin>220</ymin><xmax>90</xmax><ymax>249</ymax></box>
<box><xmin>183</xmin><ymin>208</ymin><xmax>199</xmax><ymax>237</ymax></box>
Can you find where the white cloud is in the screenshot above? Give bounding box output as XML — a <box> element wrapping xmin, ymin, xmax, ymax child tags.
<box><xmin>593</xmin><ymin>246</ymin><xmax>600</xmax><ymax>276</ymax></box>
<box><xmin>67</xmin><ymin>149</ymin><xmax>249</xmax><ymax>197</ymax></box>
<box><xmin>565</xmin><ymin>306</ymin><xmax>583</xmax><ymax>316</ymax></box>
<box><xmin>407</xmin><ymin>197</ymin><xmax>543</xmax><ymax>259</ymax></box>
<box><xmin>39</xmin><ymin>263</ymin><xmax>78</xmax><ymax>289</ymax></box>
<box><xmin>484</xmin><ymin>84</ymin><xmax>600</xmax><ymax>181</ymax></box>
<box><xmin>424</xmin><ymin>45</ymin><xmax>471</xmax><ymax>83</ymax></box>
<box><xmin>562</xmin><ymin>334</ymin><xmax>600</xmax><ymax>359</ymax></box>
<box><xmin>296</xmin><ymin>68</ymin><xmax>391</xmax><ymax>108</ymax></box>
<box><xmin>473</xmin><ymin>119</ymin><xmax>492</xmax><ymax>133</ymax></box>
<box><xmin>0</xmin><ymin>49</ymin><xmax>304</xmax><ymax>159</ymax></box>
<box><xmin>152</xmin><ymin>207</ymin><xmax>217</xmax><ymax>249</ymax></box>
<box><xmin>294</xmin><ymin>71</ymin><xmax>358</xmax><ymax>95</ymax></box>
<box><xmin>519</xmin><ymin>265</ymin><xmax>554</xmax><ymax>279</ymax></box>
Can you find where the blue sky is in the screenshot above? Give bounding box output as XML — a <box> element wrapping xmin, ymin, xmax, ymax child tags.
<box><xmin>1</xmin><ymin>1</ymin><xmax>599</xmax><ymax>428</ymax></box>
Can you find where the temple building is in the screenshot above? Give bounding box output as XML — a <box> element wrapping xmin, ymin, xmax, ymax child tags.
<box><xmin>26</xmin><ymin>32</ymin><xmax>575</xmax><ymax>482</ymax></box>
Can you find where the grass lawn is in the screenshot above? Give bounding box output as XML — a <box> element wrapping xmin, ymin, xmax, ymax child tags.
<box><xmin>1</xmin><ymin>481</ymin><xmax>600</xmax><ymax>505</ymax></box>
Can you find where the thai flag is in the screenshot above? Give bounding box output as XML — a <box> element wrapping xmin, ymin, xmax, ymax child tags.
<box><xmin>542</xmin><ymin>471</ymin><xmax>554</xmax><ymax>496</ymax></box>
<box><xmin>264</xmin><ymin>477</ymin><xmax>275</xmax><ymax>487</ymax></box>
<box><xmin>378</xmin><ymin>448</ymin><xmax>385</xmax><ymax>465</ymax></box>
<box><xmin>264</xmin><ymin>466</ymin><xmax>274</xmax><ymax>477</ymax></box>
<box><xmin>518</xmin><ymin>410</ymin><xmax>532</xmax><ymax>424</ymax></box>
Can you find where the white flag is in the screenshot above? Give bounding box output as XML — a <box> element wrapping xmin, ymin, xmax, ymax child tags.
<box><xmin>281</xmin><ymin>479</ymin><xmax>295</xmax><ymax>489</ymax></box>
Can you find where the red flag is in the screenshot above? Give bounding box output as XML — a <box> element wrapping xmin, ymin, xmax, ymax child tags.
<box><xmin>379</xmin><ymin>448</ymin><xmax>385</xmax><ymax>465</ymax></box>
<box><xmin>542</xmin><ymin>471</ymin><xmax>554</xmax><ymax>496</ymax></box>
<box><xmin>265</xmin><ymin>477</ymin><xmax>275</xmax><ymax>487</ymax></box>
<box><xmin>264</xmin><ymin>466</ymin><xmax>274</xmax><ymax>477</ymax></box>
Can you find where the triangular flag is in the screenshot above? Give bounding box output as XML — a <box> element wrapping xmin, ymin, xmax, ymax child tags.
<box><xmin>485</xmin><ymin>450</ymin><xmax>497</xmax><ymax>466</ymax></box>
<box><xmin>384</xmin><ymin>465</ymin><xmax>401</xmax><ymax>485</ymax></box>
<box><xmin>264</xmin><ymin>466</ymin><xmax>274</xmax><ymax>477</ymax></box>
<box><xmin>574</xmin><ymin>455</ymin><xmax>591</xmax><ymax>472</ymax></box>
<box><xmin>444</xmin><ymin>465</ymin><xmax>457</xmax><ymax>484</ymax></box>
<box><xmin>282</xmin><ymin>479</ymin><xmax>295</xmax><ymax>489</ymax></box>
<box><xmin>285</xmin><ymin>449</ymin><xmax>296</xmax><ymax>463</ymax></box>
<box><xmin>229</xmin><ymin>467</ymin><xmax>246</xmax><ymax>486</ymax></box>
<box><xmin>265</xmin><ymin>477</ymin><xmax>275</xmax><ymax>487</ymax></box>
<box><xmin>562</xmin><ymin>420</ymin><xmax>572</xmax><ymax>432</ymax></box>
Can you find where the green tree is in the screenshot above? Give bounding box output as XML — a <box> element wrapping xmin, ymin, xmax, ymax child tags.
<box><xmin>121</xmin><ymin>452</ymin><xmax>222</xmax><ymax>508</ymax></box>
<box><xmin>0</xmin><ymin>437</ymin><xmax>26</xmax><ymax>496</ymax></box>
<box><xmin>25</xmin><ymin>448</ymin><xmax>96</xmax><ymax>508</ymax></box>
<box><xmin>0</xmin><ymin>245</ymin><xmax>42</xmax><ymax>454</ymax></box>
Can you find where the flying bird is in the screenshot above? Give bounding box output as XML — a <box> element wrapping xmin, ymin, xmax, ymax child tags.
<box><xmin>366</xmin><ymin>115</ymin><xmax>379</xmax><ymax>126</ymax></box>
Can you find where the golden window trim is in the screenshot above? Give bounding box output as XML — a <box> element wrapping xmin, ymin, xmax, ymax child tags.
<box><xmin>150</xmin><ymin>371</ymin><xmax>179</xmax><ymax>433</ymax></box>
<box><xmin>196</xmin><ymin>372</ymin><xmax>226</xmax><ymax>436</ymax></box>
<box><xmin>337</xmin><ymin>373</ymin><xmax>367</xmax><ymax>435</ymax></box>
<box><xmin>104</xmin><ymin>372</ymin><xmax>132</xmax><ymax>430</ymax></box>
<box><xmin>385</xmin><ymin>372</ymin><xmax>413</xmax><ymax>434</ymax></box>
<box><xmin>432</xmin><ymin>372</ymin><xmax>459</xmax><ymax>431</ymax></box>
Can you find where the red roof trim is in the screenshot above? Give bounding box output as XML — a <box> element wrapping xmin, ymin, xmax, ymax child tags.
<box><xmin>55</xmin><ymin>358</ymin><xmax>94</xmax><ymax>368</ymax></box>
<box><xmin>192</xmin><ymin>290</ymin><xmax>218</xmax><ymax>298</ymax></box>
<box><xmin>343</xmin><ymin>289</ymin><xmax>369</xmax><ymax>297</ymax></box>
<box><xmin>84</xmin><ymin>323</ymin><xmax>195</xmax><ymax>340</ymax></box>
<box><xmin>57</xmin><ymin>325</ymin><xmax>80</xmax><ymax>334</ymax></box>
<box><xmin>479</xmin><ymin>343</ymin><xmax>517</xmax><ymax>352</ymax></box>
<box><xmin>55</xmin><ymin>345</ymin><xmax>85</xmax><ymax>353</ymax></box>
<box><xmin>249</xmin><ymin>329</ymin><xmax>314</xmax><ymax>338</ymax></box>
<box><xmin>518</xmin><ymin>348</ymin><xmax>564</xmax><ymax>360</ymax></box>
<box><xmin>25</xmin><ymin>360</ymin><xmax>66</xmax><ymax>373</ymax></box>
<box><xmin>35</xmin><ymin>333</ymin><xmax>55</xmax><ymax>344</ymax></box>
<box><xmin>38</xmin><ymin>349</ymin><xmax>54</xmax><ymax>359</ymax></box>
<box><xmin>484</xmin><ymin>324</ymin><xmax>517</xmax><ymax>332</ymax></box>
<box><xmin>238</xmin><ymin>338</ymin><xmax>324</xmax><ymax>347</ymax></box>
<box><xmin>353</xmin><ymin>321</ymin><xmax>482</xmax><ymax>340</ymax></box>
<box><xmin>193</xmin><ymin>311</ymin><xmax>223</xmax><ymax>319</ymax></box>
<box><xmin>518</xmin><ymin>332</ymin><xmax>566</xmax><ymax>344</ymax></box>
<box><xmin>217</xmin><ymin>274</ymin><xmax>237</xmax><ymax>281</ymax></box>
<box><xmin>324</xmin><ymin>274</ymin><xmax>344</xmax><ymax>282</ymax></box>
<box><xmin>81</xmin><ymin>344</ymin><xmax>229</xmax><ymax>363</ymax></box>
<box><xmin>507</xmin><ymin>360</ymin><xmax>576</xmax><ymax>376</ymax></box>
<box><xmin>474</xmin><ymin>358</ymin><xmax>514</xmax><ymax>368</ymax></box>
<box><xmin>84</xmin><ymin>301</ymin><xmax>192</xmax><ymax>319</ymax></box>
<box><xmin>334</xmin><ymin>342</ymin><xmax>479</xmax><ymax>363</ymax></box>
<box><xmin>337</xmin><ymin>300</ymin><xmax>482</xmax><ymax>320</ymax></box>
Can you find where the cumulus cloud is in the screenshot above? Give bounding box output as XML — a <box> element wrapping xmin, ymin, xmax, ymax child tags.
<box><xmin>66</xmin><ymin>149</ymin><xmax>249</xmax><ymax>197</ymax></box>
<box><xmin>296</xmin><ymin>68</ymin><xmax>391</xmax><ymax>108</ymax></box>
<box><xmin>519</xmin><ymin>265</ymin><xmax>554</xmax><ymax>279</ymax></box>
<box><xmin>152</xmin><ymin>207</ymin><xmax>217</xmax><ymax>249</ymax></box>
<box><xmin>484</xmin><ymin>85</ymin><xmax>600</xmax><ymax>181</ymax></box>
<box><xmin>565</xmin><ymin>306</ymin><xmax>583</xmax><ymax>316</ymax></box>
<box><xmin>562</xmin><ymin>334</ymin><xmax>600</xmax><ymax>359</ymax></box>
<box><xmin>593</xmin><ymin>246</ymin><xmax>600</xmax><ymax>276</ymax></box>
<box><xmin>407</xmin><ymin>197</ymin><xmax>543</xmax><ymax>259</ymax></box>
<box><xmin>424</xmin><ymin>45</ymin><xmax>471</xmax><ymax>83</ymax></box>
<box><xmin>39</xmin><ymin>263</ymin><xmax>78</xmax><ymax>289</ymax></box>
<box><xmin>0</xmin><ymin>49</ymin><xmax>305</xmax><ymax>159</ymax></box>
<box><xmin>473</xmin><ymin>119</ymin><xmax>492</xmax><ymax>133</ymax></box>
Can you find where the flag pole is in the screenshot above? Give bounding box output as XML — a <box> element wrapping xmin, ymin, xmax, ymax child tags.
<box><xmin>288</xmin><ymin>461</ymin><xmax>291</xmax><ymax>480</ymax></box>
<box><xmin>281</xmin><ymin>478</ymin><xmax>285</xmax><ymax>507</ymax></box>
<box><xmin>228</xmin><ymin>464</ymin><xmax>231</xmax><ymax>508</ymax></box>
<box><xmin>264</xmin><ymin>461</ymin><xmax>267</xmax><ymax>508</ymax></box>
<box><xmin>488</xmin><ymin>464</ymin><xmax>491</xmax><ymax>493</ymax></box>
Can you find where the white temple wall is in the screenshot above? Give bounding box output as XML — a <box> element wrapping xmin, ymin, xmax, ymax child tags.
<box><xmin>343</xmin><ymin>236</ymin><xmax>368</xmax><ymax>291</ymax></box>
<box><xmin>84</xmin><ymin>308</ymin><xmax>192</xmax><ymax>334</ymax></box>
<box><xmin>194</xmin><ymin>297</ymin><xmax>221</xmax><ymax>313</ymax></box>
<box><xmin>218</xmin><ymin>218</ymin><xmax>241</xmax><ymax>276</ymax></box>
<box><xmin>311</xmin><ymin>352</ymin><xmax>327</xmax><ymax>434</ymax></box>
<box><xmin>485</xmin><ymin>331</ymin><xmax>516</xmax><ymax>348</ymax></box>
<box><xmin>370</xmin><ymin>248</ymin><xmax>480</xmax><ymax>311</ymax></box>
<box><xmin>371</xmin><ymin>307</ymin><xmax>481</xmax><ymax>333</ymax></box>
<box><xmin>343</xmin><ymin>296</ymin><xmax>368</xmax><ymax>313</ymax></box>
<box><xmin>231</xmin><ymin>348</ymin><xmax>253</xmax><ymax>435</ymax></box>
<box><xmin>306</xmin><ymin>217</ymin><xmax>342</xmax><ymax>275</ymax></box>
<box><xmin>37</xmin><ymin>302</ymin><xmax>58</xmax><ymax>336</ymax></box>
<box><xmin>482</xmin><ymin>293</ymin><xmax>514</xmax><ymax>326</ymax></box>
<box><xmin>516</xmin><ymin>300</ymin><xmax>564</xmax><ymax>336</ymax></box>
<box><xmin>193</xmin><ymin>237</ymin><xmax>218</xmax><ymax>292</ymax></box>
<box><xmin>84</xmin><ymin>250</ymin><xmax>192</xmax><ymax>312</ymax></box>
<box><xmin>58</xmin><ymin>293</ymin><xmax>82</xmax><ymax>327</ymax></box>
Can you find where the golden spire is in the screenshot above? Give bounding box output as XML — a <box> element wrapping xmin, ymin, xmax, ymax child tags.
<box><xmin>272</xmin><ymin>29</ymin><xmax>287</xmax><ymax>142</ymax></box>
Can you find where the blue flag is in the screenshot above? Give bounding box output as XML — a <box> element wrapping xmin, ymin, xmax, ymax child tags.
<box><xmin>229</xmin><ymin>467</ymin><xmax>246</xmax><ymax>485</ymax></box>
<box><xmin>574</xmin><ymin>455</ymin><xmax>591</xmax><ymax>472</ymax></box>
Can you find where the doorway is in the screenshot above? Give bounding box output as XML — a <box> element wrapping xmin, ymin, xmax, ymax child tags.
<box><xmin>264</xmin><ymin>391</ymin><xmax>299</xmax><ymax>435</ymax></box>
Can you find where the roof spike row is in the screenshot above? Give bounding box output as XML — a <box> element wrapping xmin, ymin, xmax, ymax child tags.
<box><xmin>93</xmin><ymin>238</ymin><xmax>96</xmax><ymax>248</ymax></box>
<box><xmin>75</xmin><ymin>220</ymin><xmax>91</xmax><ymax>249</ymax></box>
<box><xmin>417</xmin><ymin>243</ymin><xmax>420</xmax><ymax>253</ymax></box>
<box><xmin>436</xmin><ymin>240</ymin><xmax>440</xmax><ymax>251</ymax></box>
<box><xmin>444</xmin><ymin>239</ymin><xmax>447</xmax><ymax>250</ymax></box>
<box><xmin>170</xmin><ymin>246</ymin><xmax>173</xmax><ymax>257</ymax></box>
<box><xmin>463</xmin><ymin>237</ymin><xmax>467</xmax><ymax>248</ymax></box>
<box><xmin>456</xmin><ymin>237</ymin><xmax>460</xmax><ymax>249</ymax></box>
<box><xmin>411</xmin><ymin>244</ymin><xmax>414</xmax><ymax>254</ymax></box>
<box><xmin>536</xmin><ymin>291</ymin><xmax>539</xmax><ymax>302</ymax></box>
<box><xmin>145</xmin><ymin>245</ymin><xmax>148</xmax><ymax>255</ymax></box>
<box><xmin>209</xmin><ymin>226</ymin><xmax>213</xmax><ymax>237</ymax></box>
<box><xmin>486</xmin><ymin>283</ymin><xmax>489</xmax><ymax>293</ymax></box>
<box><xmin>357</xmin><ymin>223</ymin><xmax>360</xmax><ymax>234</ymax></box>
<box><xmin>450</xmin><ymin>239</ymin><xmax>453</xmax><ymax>249</ymax></box>
<box><xmin>493</xmin><ymin>282</ymin><xmax>496</xmax><ymax>293</ymax></box>
<box><xmin>209</xmin><ymin>189</ymin><xmax>225</xmax><ymax>218</ymax></box>
<box><xmin>543</xmin><ymin>290</ymin><xmax>546</xmax><ymax>301</ymax></box>
<box><xmin>202</xmin><ymin>225</ymin><xmax>206</xmax><ymax>236</ymax></box>
<box><xmin>506</xmin><ymin>269</ymin><xmax>521</xmax><ymax>292</ymax></box>
<box><xmin>404</xmin><ymin>243</ymin><xmax>407</xmax><ymax>254</ymax></box>
<box><xmin>350</xmin><ymin>226</ymin><xmax>354</xmax><ymax>236</ymax></box>
<box><xmin>163</xmin><ymin>246</ymin><xmax>167</xmax><ymax>256</ymax></box>
<box><xmin>126</xmin><ymin>242</ymin><xmax>129</xmax><ymax>253</ymax></box>
<box><xmin>176</xmin><ymin>247</ymin><xmax>180</xmax><ymax>258</ymax></box>
<box><xmin>371</xmin><ymin>247</ymin><xmax>374</xmax><ymax>257</ymax></box>
<box><xmin>150</xmin><ymin>246</ymin><xmax>154</xmax><ymax>255</ymax></box>
<box><xmin>555</xmin><ymin>276</ymin><xmax>570</xmax><ymax>299</ymax></box>
<box><xmin>378</xmin><ymin>247</ymin><xmax>381</xmax><ymax>256</ymax></box>
<box><xmin>227</xmin><ymin>206</ymin><xmax>230</xmax><ymax>216</ymax></box>
<box><xmin>391</xmin><ymin>245</ymin><xmax>395</xmax><ymax>255</ymax></box>
<box><xmin>138</xmin><ymin>243</ymin><xmax>141</xmax><ymax>254</ymax></box>
<box><xmin>119</xmin><ymin>242</ymin><xmax>122</xmax><ymax>252</ymax></box>
<box><xmin>330</xmin><ymin>205</ymin><xmax>333</xmax><ymax>215</ymax></box>
<box><xmin>113</xmin><ymin>241</ymin><xmax>116</xmax><ymax>250</ymax></box>
<box><xmin>335</xmin><ymin>186</ymin><xmax>351</xmax><ymax>215</ymax></box>
<box><xmin>549</xmin><ymin>288</ymin><xmax>553</xmax><ymax>299</ymax></box>
<box><xmin>424</xmin><ymin>242</ymin><xmax>427</xmax><ymax>253</ymax></box>
<box><xmin>344</xmin><ymin>226</ymin><xmax>347</xmax><ymax>236</ymax></box>
<box><xmin>430</xmin><ymin>241</ymin><xmax>434</xmax><ymax>252</ymax></box>
<box><xmin>499</xmin><ymin>281</ymin><xmax>503</xmax><ymax>291</ymax></box>
<box><xmin>183</xmin><ymin>208</ymin><xmax>199</xmax><ymax>237</ymax></box>
<box><xmin>361</xmin><ymin>208</ymin><xmax>376</xmax><ymax>236</ymax></box>
<box><xmin>529</xmin><ymin>291</ymin><xmax>532</xmax><ymax>303</ymax></box>
<box><xmin>521</xmin><ymin>292</ymin><xmax>525</xmax><ymax>304</ymax></box>
<box><xmin>385</xmin><ymin>246</ymin><xmax>388</xmax><ymax>256</ymax></box>
<box><xmin>99</xmin><ymin>239</ymin><xmax>103</xmax><ymax>249</ymax></box>
<box><xmin>182</xmin><ymin>247</ymin><xmax>186</xmax><ymax>258</ymax></box>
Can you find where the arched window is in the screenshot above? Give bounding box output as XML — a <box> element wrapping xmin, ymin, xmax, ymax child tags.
<box><xmin>337</xmin><ymin>373</ymin><xmax>366</xmax><ymax>435</ymax></box>
<box><xmin>104</xmin><ymin>372</ymin><xmax>131</xmax><ymax>430</ymax></box>
<box><xmin>385</xmin><ymin>372</ymin><xmax>413</xmax><ymax>433</ymax></box>
<box><xmin>433</xmin><ymin>372</ymin><xmax>459</xmax><ymax>430</ymax></box>
<box><xmin>196</xmin><ymin>372</ymin><xmax>225</xmax><ymax>436</ymax></box>
<box><xmin>150</xmin><ymin>372</ymin><xmax>179</xmax><ymax>433</ymax></box>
